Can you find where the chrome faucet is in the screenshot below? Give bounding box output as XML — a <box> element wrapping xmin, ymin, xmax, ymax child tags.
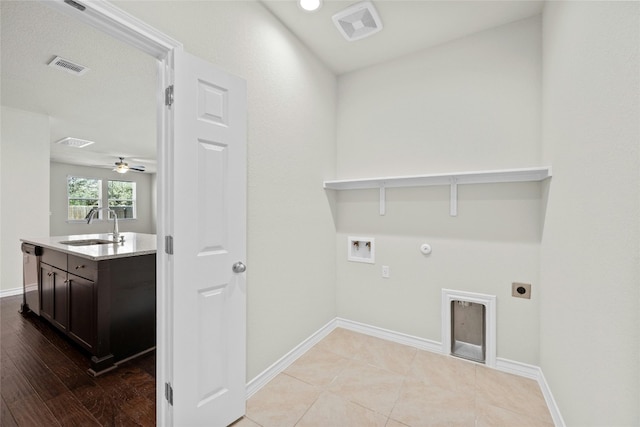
<box><xmin>85</xmin><ymin>207</ymin><xmax>119</xmax><ymax>241</ymax></box>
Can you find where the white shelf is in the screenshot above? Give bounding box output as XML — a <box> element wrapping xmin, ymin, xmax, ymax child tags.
<box><xmin>323</xmin><ymin>166</ymin><xmax>552</xmax><ymax>216</ymax></box>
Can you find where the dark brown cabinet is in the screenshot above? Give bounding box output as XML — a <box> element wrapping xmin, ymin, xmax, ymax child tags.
<box><xmin>68</xmin><ymin>273</ymin><xmax>96</xmax><ymax>350</ymax></box>
<box><xmin>40</xmin><ymin>257</ymin><xmax>68</xmax><ymax>332</ymax></box>
<box><xmin>37</xmin><ymin>247</ymin><xmax>155</xmax><ymax>375</ymax></box>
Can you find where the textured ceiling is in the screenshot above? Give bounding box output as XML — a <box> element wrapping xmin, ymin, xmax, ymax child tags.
<box><xmin>1</xmin><ymin>1</ymin><xmax>543</xmax><ymax>171</ymax></box>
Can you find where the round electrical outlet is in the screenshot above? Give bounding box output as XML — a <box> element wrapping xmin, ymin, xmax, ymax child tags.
<box><xmin>512</xmin><ymin>282</ymin><xmax>531</xmax><ymax>299</ymax></box>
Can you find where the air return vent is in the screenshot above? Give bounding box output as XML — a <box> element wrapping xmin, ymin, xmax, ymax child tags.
<box><xmin>48</xmin><ymin>56</ymin><xmax>89</xmax><ymax>76</ymax></box>
<box><xmin>54</xmin><ymin>137</ymin><xmax>95</xmax><ymax>148</ymax></box>
<box><xmin>332</xmin><ymin>1</ymin><xmax>383</xmax><ymax>42</ymax></box>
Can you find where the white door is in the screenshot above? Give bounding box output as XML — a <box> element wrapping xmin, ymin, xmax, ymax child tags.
<box><xmin>170</xmin><ymin>49</ymin><xmax>247</xmax><ymax>426</ymax></box>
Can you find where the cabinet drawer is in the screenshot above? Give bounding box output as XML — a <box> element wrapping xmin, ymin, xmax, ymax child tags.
<box><xmin>41</xmin><ymin>247</ymin><xmax>67</xmax><ymax>270</ymax></box>
<box><xmin>68</xmin><ymin>255</ymin><xmax>98</xmax><ymax>281</ymax></box>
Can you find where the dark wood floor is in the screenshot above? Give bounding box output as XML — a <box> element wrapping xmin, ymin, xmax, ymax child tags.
<box><xmin>1</xmin><ymin>295</ymin><xmax>156</xmax><ymax>426</ymax></box>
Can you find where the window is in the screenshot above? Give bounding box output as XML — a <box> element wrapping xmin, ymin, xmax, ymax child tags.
<box><xmin>108</xmin><ymin>180</ymin><xmax>136</xmax><ymax>219</ymax></box>
<box><xmin>67</xmin><ymin>177</ymin><xmax>101</xmax><ymax>220</ymax></box>
<box><xmin>67</xmin><ymin>177</ymin><xmax>137</xmax><ymax>221</ymax></box>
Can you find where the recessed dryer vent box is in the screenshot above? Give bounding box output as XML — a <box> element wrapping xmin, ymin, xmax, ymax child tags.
<box><xmin>348</xmin><ymin>236</ymin><xmax>375</xmax><ymax>264</ymax></box>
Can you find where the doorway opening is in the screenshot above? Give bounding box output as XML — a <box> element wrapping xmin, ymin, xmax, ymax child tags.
<box><xmin>24</xmin><ymin>1</ymin><xmax>181</xmax><ymax>424</ymax></box>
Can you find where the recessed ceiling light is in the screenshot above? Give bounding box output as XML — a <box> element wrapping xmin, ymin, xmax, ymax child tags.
<box><xmin>299</xmin><ymin>0</ymin><xmax>322</xmax><ymax>12</ymax></box>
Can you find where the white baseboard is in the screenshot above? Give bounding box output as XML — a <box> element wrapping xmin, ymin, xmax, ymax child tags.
<box><xmin>495</xmin><ymin>357</ymin><xmax>540</xmax><ymax>379</ymax></box>
<box><xmin>245</xmin><ymin>318</ymin><xmax>337</xmax><ymax>399</ymax></box>
<box><xmin>495</xmin><ymin>358</ymin><xmax>565</xmax><ymax>426</ymax></box>
<box><xmin>537</xmin><ymin>368</ymin><xmax>566</xmax><ymax>427</ymax></box>
<box><xmin>0</xmin><ymin>287</ymin><xmax>23</xmax><ymax>298</ymax></box>
<box><xmin>336</xmin><ymin>317</ymin><xmax>443</xmax><ymax>354</ymax></box>
<box><xmin>245</xmin><ymin>318</ymin><xmax>564</xmax><ymax>426</ymax></box>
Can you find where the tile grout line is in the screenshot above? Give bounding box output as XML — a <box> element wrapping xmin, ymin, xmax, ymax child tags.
<box><xmin>386</xmin><ymin>375</ymin><xmax>409</xmax><ymax>425</ymax></box>
<box><xmin>385</xmin><ymin>348</ymin><xmax>420</xmax><ymax>424</ymax></box>
<box><xmin>292</xmin><ymin>390</ymin><xmax>326</xmax><ymax>427</ymax></box>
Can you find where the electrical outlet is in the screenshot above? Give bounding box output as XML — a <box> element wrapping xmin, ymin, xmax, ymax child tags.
<box><xmin>512</xmin><ymin>282</ymin><xmax>531</xmax><ymax>299</ymax></box>
<box><xmin>382</xmin><ymin>265</ymin><xmax>390</xmax><ymax>278</ymax></box>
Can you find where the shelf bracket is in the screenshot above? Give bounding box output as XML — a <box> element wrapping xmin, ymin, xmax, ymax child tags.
<box><xmin>450</xmin><ymin>177</ymin><xmax>458</xmax><ymax>217</ymax></box>
<box><xmin>379</xmin><ymin>184</ymin><xmax>386</xmax><ymax>216</ymax></box>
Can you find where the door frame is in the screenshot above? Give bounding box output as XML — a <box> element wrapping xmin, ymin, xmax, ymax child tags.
<box><xmin>41</xmin><ymin>0</ymin><xmax>182</xmax><ymax>424</ymax></box>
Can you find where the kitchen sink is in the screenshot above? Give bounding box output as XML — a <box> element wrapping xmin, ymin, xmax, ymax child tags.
<box><xmin>59</xmin><ymin>239</ymin><xmax>117</xmax><ymax>246</ymax></box>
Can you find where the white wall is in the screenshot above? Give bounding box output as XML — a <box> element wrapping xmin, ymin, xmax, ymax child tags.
<box><xmin>49</xmin><ymin>162</ymin><xmax>155</xmax><ymax>236</ymax></box>
<box><xmin>114</xmin><ymin>0</ymin><xmax>338</xmax><ymax>381</ymax></box>
<box><xmin>540</xmin><ymin>2</ymin><xmax>640</xmax><ymax>425</ymax></box>
<box><xmin>0</xmin><ymin>107</ymin><xmax>50</xmax><ymax>293</ymax></box>
<box><xmin>335</xmin><ymin>17</ymin><xmax>543</xmax><ymax>364</ymax></box>
<box><xmin>337</xmin><ymin>16</ymin><xmax>542</xmax><ymax>178</ymax></box>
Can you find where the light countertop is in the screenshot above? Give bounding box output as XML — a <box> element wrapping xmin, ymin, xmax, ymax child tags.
<box><xmin>21</xmin><ymin>232</ymin><xmax>157</xmax><ymax>261</ymax></box>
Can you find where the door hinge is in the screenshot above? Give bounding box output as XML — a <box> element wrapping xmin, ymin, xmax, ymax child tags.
<box><xmin>165</xmin><ymin>85</ymin><xmax>174</xmax><ymax>107</ymax></box>
<box><xmin>165</xmin><ymin>382</ymin><xmax>173</xmax><ymax>406</ymax></box>
<box><xmin>165</xmin><ymin>235</ymin><xmax>174</xmax><ymax>255</ymax></box>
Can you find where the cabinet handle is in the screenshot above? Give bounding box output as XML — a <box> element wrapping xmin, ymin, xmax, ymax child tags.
<box><xmin>47</xmin><ymin>272</ymin><xmax>53</xmax><ymax>277</ymax></box>
<box><xmin>75</xmin><ymin>265</ymin><xmax>84</xmax><ymax>270</ymax></box>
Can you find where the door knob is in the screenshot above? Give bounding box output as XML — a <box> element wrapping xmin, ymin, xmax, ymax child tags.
<box><xmin>232</xmin><ymin>262</ymin><xmax>246</xmax><ymax>273</ymax></box>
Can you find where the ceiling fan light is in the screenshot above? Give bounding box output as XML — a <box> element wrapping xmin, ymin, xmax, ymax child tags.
<box><xmin>115</xmin><ymin>164</ymin><xmax>129</xmax><ymax>173</ymax></box>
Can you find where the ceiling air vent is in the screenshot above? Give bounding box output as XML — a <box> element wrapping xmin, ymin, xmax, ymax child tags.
<box><xmin>332</xmin><ymin>1</ymin><xmax>383</xmax><ymax>42</ymax></box>
<box><xmin>54</xmin><ymin>137</ymin><xmax>95</xmax><ymax>148</ymax></box>
<box><xmin>48</xmin><ymin>56</ymin><xmax>89</xmax><ymax>76</ymax></box>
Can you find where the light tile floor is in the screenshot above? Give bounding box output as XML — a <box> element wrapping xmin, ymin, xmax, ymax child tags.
<box><xmin>234</xmin><ymin>328</ymin><xmax>554</xmax><ymax>427</ymax></box>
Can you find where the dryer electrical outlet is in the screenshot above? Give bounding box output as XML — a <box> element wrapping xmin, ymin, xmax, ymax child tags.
<box><xmin>512</xmin><ymin>282</ymin><xmax>531</xmax><ymax>299</ymax></box>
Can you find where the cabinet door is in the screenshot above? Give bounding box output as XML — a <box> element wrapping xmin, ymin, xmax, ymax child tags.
<box><xmin>67</xmin><ymin>273</ymin><xmax>95</xmax><ymax>350</ymax></box>
<box><xmin>40</xmin><ymin>263</ymin><xmax>54</xmax><ymax>320</ymax></box>
<box><xmin>40</xmin><ymin>263</ymin><xmax>68</xmax><ymax>331</ymax></box>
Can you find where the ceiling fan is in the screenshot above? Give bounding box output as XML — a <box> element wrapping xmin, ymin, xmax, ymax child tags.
<box><xmin>113</xmin><ymin>157</ymin><xmax>145</xmax><ymax>174</ymax></box>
